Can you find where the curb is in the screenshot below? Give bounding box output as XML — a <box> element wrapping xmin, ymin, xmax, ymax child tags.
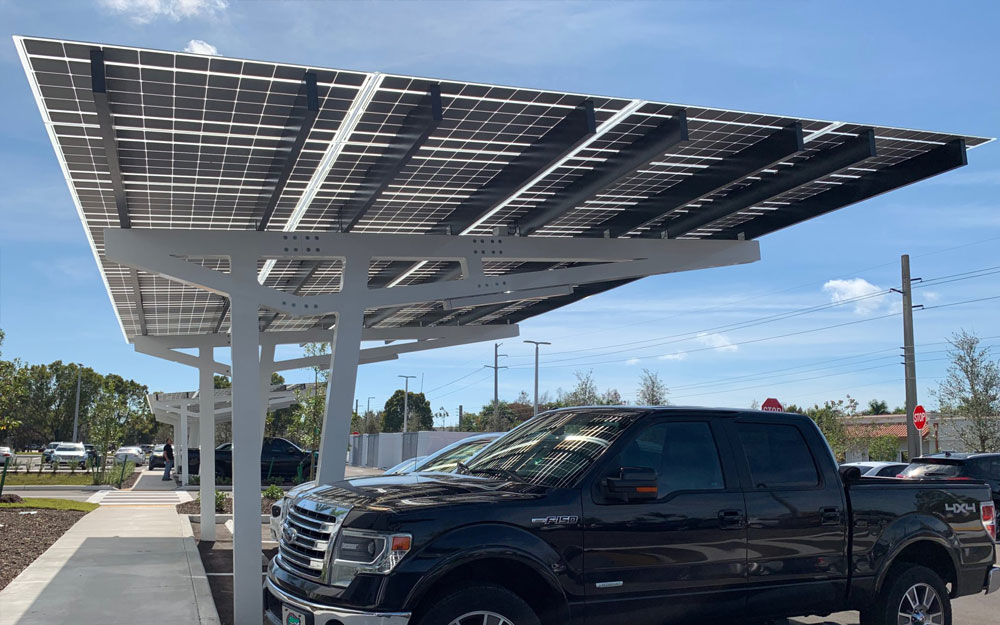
<box><xmin>3</xmin><ymin>484</ymin><xmax>114</xmax><ymax>491</ymax></box>
<box><xmin>179</xmin><ymin>513</ymin><xmax>223</xmax><ymax>625</ymax></box>
<box><xmin>186</xmin><ymin>513</ymin><xmax>270</xmax><ymax>524</ymax></box>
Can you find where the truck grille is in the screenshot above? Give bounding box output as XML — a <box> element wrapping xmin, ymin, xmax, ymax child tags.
<box><xmin>277</xmin><ymin>497</ymin><xmax>350</xmax><ymax>583</ymax></box>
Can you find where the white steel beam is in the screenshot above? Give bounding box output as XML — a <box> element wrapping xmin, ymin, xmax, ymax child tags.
<box><xmin>198</xmin><ymin>347</ymin><xmax>216</xmax><ymax>541</ymax></box>
<box><xmin>104</xmin><ymin>229</ymin><xmax>760</xmax><ymax>317</ymax></box>
<box><xmin>228</xmin><ymin>290</ymin><xmax>265</xmax><ymax>623</ymax></box>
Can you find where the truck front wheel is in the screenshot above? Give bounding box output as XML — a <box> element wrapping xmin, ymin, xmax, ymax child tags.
<box><xmin>863</xmin><ymin>564</ymin><xmax>951</xmax><ymax>625</ymax></box>
<box><xmin>416</xmin><ymin>584</ymin><xmax>540</xmax><ymax>625</ymax></box>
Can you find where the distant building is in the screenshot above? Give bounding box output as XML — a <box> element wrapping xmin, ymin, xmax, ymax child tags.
<box><xmin>842</xmin><ymin>413</ymin><xmax>965</xmax><ymax>462</ymax></box>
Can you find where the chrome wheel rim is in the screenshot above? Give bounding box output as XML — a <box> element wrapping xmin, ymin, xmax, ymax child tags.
<box><xmin>448</xmin><ymin>611</ymin><xmax>514</xmax><ymax>625</ymax></box>
<box><xmin>897</xmin><ymin>582</ymin><xmax>944</xmax><ymax>625</ymax></box>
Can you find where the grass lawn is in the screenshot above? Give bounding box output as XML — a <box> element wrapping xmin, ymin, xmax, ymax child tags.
<box><xmin>2</xmin><ymin>473</ymin><xmax>96</xmax><ymax>486</ymax></box>
<box><xmin>0</xmin><ymin>497</ymin><xmax>98</xmax><ymax>512</ymax></box>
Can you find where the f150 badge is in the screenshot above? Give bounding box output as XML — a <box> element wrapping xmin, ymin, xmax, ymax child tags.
<box><xmin>944</xmin><ymin>503</ymin><xmax>977</xmax><ymax>515</ymax></box>
<box><xmin>532</xmin><ymin>515</ymin><xmax>579</xmax><ymax>526</ymax></box>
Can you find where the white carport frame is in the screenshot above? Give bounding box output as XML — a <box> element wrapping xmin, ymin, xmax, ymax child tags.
<box><xmin>134</xmin><ymin>323</ymin><xmax>520</xmax><ymax>544</ymax></box>
<box><xmin>104</xmin><ymin>227</ymin><xmax>759</xmax><ymax>622</ymax></box>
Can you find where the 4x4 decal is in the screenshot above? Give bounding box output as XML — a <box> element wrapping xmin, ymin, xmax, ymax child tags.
<box><xmin>944</xmin><ymin>502</ymin><xmax>977</xmax><ymax>515</ymax></box>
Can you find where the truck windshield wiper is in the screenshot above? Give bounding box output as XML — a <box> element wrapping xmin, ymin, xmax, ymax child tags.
<box><xmin>458</xmin><ymin>463</ymin><xmax>525</xmax><ymax>483</ymax></box>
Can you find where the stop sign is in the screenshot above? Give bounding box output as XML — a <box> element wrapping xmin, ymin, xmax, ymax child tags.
<box><xmin>913</xmin><ymin>405</ymin><xmax>927</xmax><ymax>430</ymax></box>
<box><xmin>761</xmin><ymin>398</ymin><xmax>783</xmax><ymax>412</ymax></box>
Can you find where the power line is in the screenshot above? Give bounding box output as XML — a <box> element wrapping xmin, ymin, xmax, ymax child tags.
<box><xmin>424</xmin><ymin>367</ymin><xmax>487</xmax><ymax>395</ymax></box>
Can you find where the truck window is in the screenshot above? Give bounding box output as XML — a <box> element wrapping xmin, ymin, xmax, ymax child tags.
<box><xmin>615</xmin><ymin>421</ymin><xmax>724</xmax><ymax>496</ymax></box>
<box><xmin>737</xmin><ymin>423</ymin><xmax>819</xmax><ymax>489</ymax></box>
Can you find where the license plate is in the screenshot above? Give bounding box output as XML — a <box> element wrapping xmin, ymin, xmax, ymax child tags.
<box><xmin>282</xmin><ymin>605</ymin><xmax>306</xmax><ymax>625</ymax></box>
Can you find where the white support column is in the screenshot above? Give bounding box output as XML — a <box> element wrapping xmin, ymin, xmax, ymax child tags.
<box><xmin>189</xmin><ymin>419</ymin><xmax>200</xmax><ymax>448</ymax></box>
<box><xmin>317</xmin><ymin>307</ymin><xmax>365</xmax><ymax>484</ymax></box>
<box><xmin>229</xmin><ymin>286</ymin><xmax>265</xmax><ymax>621</ymax></box>
<box><xmin>198</xmin><ymin>347</ymin><xmax>216</xmax><ymax>542</ymax></box>
<box><xmin>179</xmin><ymin>405</ymin><xmax>189</xmax><ymax>486</ymax></box>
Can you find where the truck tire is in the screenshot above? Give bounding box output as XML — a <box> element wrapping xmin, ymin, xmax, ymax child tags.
<box><xmin>862</xmin><ymin>564</ymin><xmax>951</xmax><ymax>625</ymax></box>
<box><xmin>416</xmin><ymin>584</ymin><xmax>540</xmax><ymax>625</ymax></box>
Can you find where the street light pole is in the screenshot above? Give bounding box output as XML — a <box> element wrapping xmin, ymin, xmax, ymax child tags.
<box><xmin>398</xmin><ymin>375</ymin><xmax>416</xmax><ymax>433</ymax></box>
<box><xmin>367</xmin><ymin>396</ymin><xmax>375</xmax><ymax>414</ymax></box>
<box><xmin>72</xmin><ymin>366</ymin><xmax>82</xmax><ymax>443</ymax></box>
<box><xmin>523</xmin><ymin>340</ymin><xmax>551</xmax><ymax>417</ymax></box>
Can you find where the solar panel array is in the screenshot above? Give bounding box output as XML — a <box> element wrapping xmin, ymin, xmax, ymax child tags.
<box><xmin>17</xmin><ymin>36</ymin><xmax>990</xmax><ymax>340</ymax></box>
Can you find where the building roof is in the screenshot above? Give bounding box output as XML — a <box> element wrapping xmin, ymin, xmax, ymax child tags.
<box><xmin>15</xmin><ymin>35</ymin><xmax>991</xmax><ymax>340</ymax></box>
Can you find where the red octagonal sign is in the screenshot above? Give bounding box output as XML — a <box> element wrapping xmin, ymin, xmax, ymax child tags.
<box><xmin>761</xmin><ymin>398</ymin><xmax>783</xmax><ymax>412</ymax></box>
<box><xmin>913</xmin><ymin>405</ymin><xmax>927</xmax><ymax>430</ymax></box>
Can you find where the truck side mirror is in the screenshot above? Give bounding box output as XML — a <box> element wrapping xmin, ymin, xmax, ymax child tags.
<box><xmin>603</xmin><ymin>467</ymin><xmax>659</xmax><ymax>502</ymax></box>
<box><xmin>839</xmin><ymin>465</ymin><xmax>862</xmax><ymax>485</ymax></box>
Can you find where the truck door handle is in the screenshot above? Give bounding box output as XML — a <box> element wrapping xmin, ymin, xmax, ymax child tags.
<box><xmin>819</xmin><ymin>507</ymin><xmax>841</xmax><ymax>525</ymax></box>
<box><xmin>718</xmin><ymin>509</ymin><xmax>744</xmax><ymax>530</ymax></box>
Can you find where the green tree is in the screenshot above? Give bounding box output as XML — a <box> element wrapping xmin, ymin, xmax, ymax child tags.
<box><xmin>865</xmin><ymin>399</ymin><xmax>889</xmax><ymax>415</ymax></box>
<box><xmin>868</xmin><ymin>434</ymin><xmax>900</xmax><ymax>462</ymax></box>
<box><xmin>935</xmin><ymin>330</ymin><xmax>1000</xmax><ymax>452</ymax></box>
<box><xmin>804</xmin><ymin>396</ymin><xmax>859</xmax><ymax>462</ymax></box>
<box><xmin>636</xmin><ymin>369</ymin><xmax>669</xmax><ymax>405</ymax></box>
<box><xmin>0</xmin><ymin>330</ymin><xmax>27</xmax><ymax>444</ymax></box>
<box><xmin>382</xmin><ymin>390</ymin><xmax>432</xmax><ymax>432</ymax></box>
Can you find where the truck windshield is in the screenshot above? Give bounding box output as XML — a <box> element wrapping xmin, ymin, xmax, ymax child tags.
<box><xmin>462</xmin><ymin>410</ymin><xmax>640</xmax><ymax>488</ymax></box>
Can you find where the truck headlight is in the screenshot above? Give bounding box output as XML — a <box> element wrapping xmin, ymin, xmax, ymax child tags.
<box><xmin>328</xmin><ymin>530</ymin><xmax>411</xmax><ymax>587</ymax></box>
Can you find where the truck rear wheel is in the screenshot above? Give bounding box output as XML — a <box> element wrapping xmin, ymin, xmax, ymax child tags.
<box><xmin>863</xmin><ymin>564</ymin><xmax>951</xmax><ymax>625</ymax></box>
<box><xmin>416</xmin><ymin>584</ymin><xmax>540</xmax><ymax>625</ymax></box>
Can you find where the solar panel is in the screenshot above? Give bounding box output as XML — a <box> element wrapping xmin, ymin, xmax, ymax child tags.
<box><xmin>16</xmin><ymin>35</ymin><xmax>991</xmax><ymax>340</ymax></box>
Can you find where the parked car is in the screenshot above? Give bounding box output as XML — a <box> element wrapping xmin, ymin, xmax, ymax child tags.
<box><xmin>114</xmin><ymin>446</ymin><xmax>145</xmax><ymax>465</ymax></box>
<box><xmin>267</xmin><ymin>407</ymin><xmax>998</xmax><ymax>625</ymax></box>
<box><xmin>52</xmin><ymin>443</ymin><xmax>87</xmax><ymax>468</ymax></box>
<box><xmin>841</xmin><ymin>461</ymin><xmax>909</xmax><ymax>478</ymax></box>
<box><xmin>83</xmin><ymin>444</ymin><xmax>98</xmax><ymax>463</ymax></box>
<box><xmin>189</xmin><ymin>437</ymin><xmax>310</xmax><ymax>479</ymax></box>
<box><xmin>383</xmin><ymin>455</ymin><xmax>426</xmax><ymax>475</ymax></box>
<box><xmin>148</xmin><ymin>444</ymin><xmax>168</xmax><ymax>469</ymax></box>
<box><xmin>0</xmin><ymin>446</ymin><xmax>12</xmax><ymax>461</ymax></box>
<box><xmin>140</xmin><ymin>444</ymin><xmax>154</xmax><ymax>457</ymax></box>
<box><xmin>899</xmin><ymin>452</ymin><xmax>1000</xmax><ymax>507</ymax></box>
<box><xmin>41</xmin><ymin>441</ymin><xmax>63</xmax><ymax>463</ymax></box>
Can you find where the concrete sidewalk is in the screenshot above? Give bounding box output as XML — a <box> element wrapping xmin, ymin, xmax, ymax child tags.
<box><xmin>0</xmin><ymin>506</ymin><xmax>219</xmax><ymax>624</ymax></box>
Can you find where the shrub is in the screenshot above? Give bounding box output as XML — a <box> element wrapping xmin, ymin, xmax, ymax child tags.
<box><xmin>267</xmin><ymin>476</ymin><xmax>283</xmax><ymax>486</ymax></box>
<box><xmin>0</xmin><ymin>493</ymin><xmax>24</xmax><ymax>504</ymax></box>
<box><xmin>262</xmin><ymin>484</ymin><xmax>284</xmax><ymax>500</ymax></box>
<box><xmin>189</xmin><ymin>475</ymin><xmax>200</xmax><ymax>486</ymax></box>
<box><xmin>214</xmin><ymin>490</ymin><xmax>226</xmax><ymax>513</ymax></box>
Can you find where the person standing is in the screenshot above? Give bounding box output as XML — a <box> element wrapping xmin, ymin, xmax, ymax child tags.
<box><xmin>162</xmin><ymin>438</ymin><xmax>174</xmax><ymax>481</ymax></box>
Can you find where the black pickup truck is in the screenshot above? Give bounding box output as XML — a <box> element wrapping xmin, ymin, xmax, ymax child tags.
<box><xmin>265</xmin><ymin>407</ymin><xmax>998</xmax><ymax>625</ymax></box>
<box><xmin>185</xmin><ymin>437</ymin><xmax>311</xmax><ymax>479</ymax></box>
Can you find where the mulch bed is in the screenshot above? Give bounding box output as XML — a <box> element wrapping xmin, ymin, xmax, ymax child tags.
<box><xmin>175</xmin><ymin>496</ymin><xmax>277</xmax><ymax>515</ymax></box>
<box><xmin>0</xmin><ymin>508</ymin><xmax>87</xmax><ymax>590</ymax></box>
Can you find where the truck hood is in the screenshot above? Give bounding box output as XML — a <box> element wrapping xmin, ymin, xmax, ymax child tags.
<box><xmin>300</xmin><ymin>472</ymin><xmax>547</xmax><ymax>514</ymax></box>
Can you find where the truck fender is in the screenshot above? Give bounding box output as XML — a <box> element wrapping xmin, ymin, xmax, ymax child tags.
<box><xmin>401</xmin><ymin>523</ymin><xmax>570</xmax><ymax>620</ymax></box>
<box><xmin>872</xmin><ymin>514</ymin><xmax>961</xmax><ymax>594</ymax></box>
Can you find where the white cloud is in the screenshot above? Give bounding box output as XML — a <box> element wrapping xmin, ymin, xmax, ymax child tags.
<box><xmin>822</xmin><ymin>278</ymin><xmax>887</xmax><ymax>314</ymax></box>
<box><xmin>695</xmin><ymin>332</ymin><xmax>738</xmax><ymax>353</ymax></box>
<box><xmin>625</xmin><ymin>358</ymin><xmax>641</xmax><ymax>366</ymax></box>
<box><xmin>658</xmin><ymin>353</ymin><xmax>688</xmax><ymax>361</ymax></box>
<box><xmin>184</xmin><ymin>39</ymin><xmax>219</xmax><ymax>55</ymax></box>
<box><xmin>99</xmin><ymin>0</ymin><xmax>228</xmax><ymax>24</ymax></box>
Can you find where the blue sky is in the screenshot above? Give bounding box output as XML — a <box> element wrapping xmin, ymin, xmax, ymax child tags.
<box><xmin>1</xmin><ymin>1</ymin><xmax>998</xmax><ymax>426</ymax></box>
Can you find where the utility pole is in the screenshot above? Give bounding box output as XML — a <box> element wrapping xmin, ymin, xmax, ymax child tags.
<box><xmin>524</xmin><ymin>340</ymin><xmax>551</xmax><ymax>417</ymax></box>
<box><xmin>72</xmin><ymin>366</ymin><xmax>82</xmax><ymax>443</ymax></box>
<box><xmin>354</xmin><ymin>398</ymin><xmax>359</xmax><ymax>416</ymax></box>
<box><xmin>895</xmin><ymin>254</ymin><xmax>923</xmax><ymax>460</ymax></box>
<box><xmin>398</xmin><ymin>375</ymin><xmax>416</xmax><ymax>433</ymax></box>
<box><xmin>486</xmin><ymin>343</ymin><xmax>508</xmax><ymax>431</ymax></box>
<box><xmin>367</xmin><ymin>396</ymin><xmax>375</xmax><ymax>414</ymax></box>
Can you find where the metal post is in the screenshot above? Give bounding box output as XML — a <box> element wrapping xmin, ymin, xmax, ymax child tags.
<box><xmin>398</xmin><ymin>375</ymin><xmax>416</xmax><ymax>433</ymax></box>
<box><xmin>317</xmin><ymin>306</ymin><xmax>365</xmax><ymax>484</ymax></box>
<box><xmin>229</xmin><ymin>290</ymin><xmax>264</xmax><ymax>624</ymax></box>
<box><xmin>523</xmin><ymin>340</ymin><xmax>551</xmax><ymax>417</ymax></box>
<box><xmin>486</xmin><ymin>344</ymin><xmax>507</xmax><ymax>430</ymax></box>
<box><xmin>72</xmin><ymin>367</ymin><xmax>82</xmax><ymax>443</ymax></box>
<box><xmin>198</xmin><ymin>347</ymin><xmax>216</xmax><ymax>542</ymax></box>
<box><xmin>901</xmin><ymin>254</ymin><xmax>920</xmax><ymax>460</ymax></box>
<box><xmin>367</xmin><ymin>396</ymin><xmax>375</xmax><ymax>413</ymax></box>
<box><xmin>179</xmin><ymin>406</ymin><xmax>188</xmax><ymax>486</ymax></box>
